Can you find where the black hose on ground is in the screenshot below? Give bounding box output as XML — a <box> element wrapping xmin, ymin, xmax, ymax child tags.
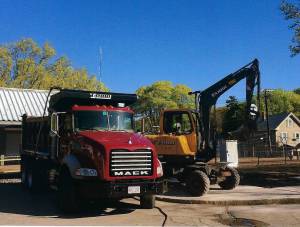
<box><xmin>155</xmin><ymin>206</ymin><xmax>168</xmax><ymax>227</ymax></box>
<box><xmin>133</xmin><ymin>197</ymin><xmax>168</xmax><ymax>227</ymax></box>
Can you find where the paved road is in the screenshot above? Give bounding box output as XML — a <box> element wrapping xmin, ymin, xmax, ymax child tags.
<box><xmin>0</xmin><ymin>176</ymin><xmax>300</xmax><ymax>226</ymax></box>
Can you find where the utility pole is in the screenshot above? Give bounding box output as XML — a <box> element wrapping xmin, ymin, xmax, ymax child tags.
<box><xmin>264</xmin><ymin>89</ymin><xmax>273</xmax><ymax>153</ymax></box>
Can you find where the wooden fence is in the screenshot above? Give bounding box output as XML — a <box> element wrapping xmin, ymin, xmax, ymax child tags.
<box><xmin>0</xmin><ymin>155</ymin><xmax>21</xmax><ymax>166</ymax></box>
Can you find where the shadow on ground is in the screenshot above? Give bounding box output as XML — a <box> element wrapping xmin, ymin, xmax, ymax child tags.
<box><xmin>239</xmin><ymin>164</ymin><xmax>300</xmax><ymax>188</ymax></box>
<box><xmin>239</xmin><ymin>171</ymin><xmax>300</xmax><ymax>188</ymax></box>
<box><xmin>162</xmin><ymin>182</ymin><xmax>225</xmax><ymax>197</ymax></box>
<box><xmin>0</xmin><ymin>174</ymin><xmax>137</xmax><ymax>218</ymax></box>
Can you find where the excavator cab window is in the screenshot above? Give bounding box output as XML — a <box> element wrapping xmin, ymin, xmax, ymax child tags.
<box><xmin>163</xmin><ymin>111</ymin><xmax>192</xmax><ymax>135</ymax></box>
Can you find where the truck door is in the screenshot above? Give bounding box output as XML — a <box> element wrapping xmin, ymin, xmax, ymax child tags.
<box><xmin>50</xmin><ymin>112</ymin><xmax>72</xmax><ymax>160</ymax></box>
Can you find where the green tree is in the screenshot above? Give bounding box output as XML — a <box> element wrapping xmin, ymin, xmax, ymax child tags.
<box><xmin>294</xmin><ymin>88</ymin><xmax>300</xmax><ymax>95</ymax></box>
<box><xmin>263</xmin><ymin>89</ymin><xmax>300</xmax><ymax>117</ymax></box>
<box><xmin>0</xmin><ymin>47</ymin><xmax>12</xmax><ymax>86</ymax></box>
<box><xmin>222</xmin><ymin>96</ymin><xmax>245</xmax><ymax>133</ymax></box>
<box><xmin>214</xmin><ymin>107</ymin><xmax>226</xmax><ymax>133</ymax></box>
<box><xmin>280</xmin><ymin>0</ymin><xmax>300</xmax><ymax>56</ymax></box>
<box><xmin>134</xmin><ymin>81</ymin><xmax>194</xmax><ymax>126</ymax></box>
<box><xmin>0</xmin><ymin>38</ymin><xmax>108</xmax><ymax>91</ymax></box>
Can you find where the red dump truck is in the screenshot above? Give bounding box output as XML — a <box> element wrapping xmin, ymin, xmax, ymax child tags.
<box><xmin>20</xmin><ymin>89</ymin><xmax>165</xmax><ymax>212</ymax></box>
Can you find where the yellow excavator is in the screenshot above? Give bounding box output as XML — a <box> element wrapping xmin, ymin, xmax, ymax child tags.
<box><xmin>145</xmin><ymin>59</ymin><xmax>261</xmax><ymax>196</ymax></box>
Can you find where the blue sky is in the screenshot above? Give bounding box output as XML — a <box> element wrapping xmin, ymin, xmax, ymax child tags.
<box><xmin>0</xmin><ymin>0</ymin><xmax>299</xmax><ymax>105</ymax></box>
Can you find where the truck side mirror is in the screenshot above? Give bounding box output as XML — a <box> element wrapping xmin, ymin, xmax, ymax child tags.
<box><xmin>51</xmin><ymin>113</ymin><xmax>59</xmax><ymax>134</ymax></box>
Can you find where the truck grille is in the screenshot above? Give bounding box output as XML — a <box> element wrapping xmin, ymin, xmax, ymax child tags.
<box><xmin>110</xmin><ymin>149</ymin><xmax>153</xmax><ymax>177</ymax></box>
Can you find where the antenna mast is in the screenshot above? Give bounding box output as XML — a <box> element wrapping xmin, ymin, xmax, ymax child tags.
<box><xmin>99</xmin><ymin>47</ymin><xmax>103</xmax><ymax>83</ymax></box>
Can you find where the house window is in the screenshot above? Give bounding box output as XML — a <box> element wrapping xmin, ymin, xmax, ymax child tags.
<box><xmin>280</xmin><ymin>132</ymin><xmax>288</xmax><ymax>143</ymax></box>
<box><xmin>286</xmin><ymin>118</ymin><xmax>293</xmax><ymax>127</ymax></box>
<box><xmin>294</xmin><ymin>132</ymin><xmax>300</xmax><ymax>141</ymax></box>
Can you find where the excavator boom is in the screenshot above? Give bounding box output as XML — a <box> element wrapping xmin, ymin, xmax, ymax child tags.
<box><xmin>190</xmin><ymin>59</ymin><xmax>261</xmax><ymax>162</ymax></box>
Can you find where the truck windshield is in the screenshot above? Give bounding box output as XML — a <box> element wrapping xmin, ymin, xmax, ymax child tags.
<box><xmin>74</xmin><ymin>111</ymin><xmax>133</xmax><ymax>132</ymax></box>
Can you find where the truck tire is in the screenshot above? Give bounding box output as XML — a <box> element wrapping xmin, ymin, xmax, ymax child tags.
<box><xmin>185</xmin><ymin>170</ymin><xmax>210</xmax><ymax>196</ymax></box>
<box><xmin>57</xmin><ymin>168</ymin><xmax>79</xmax><ymax>213</ymax></box>
<box><xmin>140</xmin><ymin>193</ymin><xmax>155</xmax><ymax>209</ymax></box>
<box><xmin>21</xmin><ymin>164</ymin><xmax>27</xmax><ymax>188</ymax></box>
<box><xmin>21</xmin><ymin>162</ymin><xmax>42</xmax><ymax>192</ymax></box>
<box><xmin>26</xmin><ymin>169</ymin><xmax>41</xmax><ymax>192</ymax></box>
<box><xmin>218</xmin><ymin>167</ymin><xmax>240</xmax><ymax>190</ymax></box>
<box><xmin>27</xmin><ymin>171</ymin><xmax>34</xmax><ymax>190</ymax></box>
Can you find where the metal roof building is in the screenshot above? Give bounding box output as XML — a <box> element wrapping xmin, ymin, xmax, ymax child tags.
<box><xmin>0</xmin><ymin>87</ymin><xmax>50</xmax><ymax>125</ymax></box>
<box><xmin>0</xmin><ymin>87</ymin><xmax>52</xmax><ymax>157</ymax></box>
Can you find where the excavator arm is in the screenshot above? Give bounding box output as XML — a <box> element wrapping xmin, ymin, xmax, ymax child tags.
<box><xmin>189</xmin><ymin>59</ymin><xmax>261</xmax><ymax>162</ymax></box>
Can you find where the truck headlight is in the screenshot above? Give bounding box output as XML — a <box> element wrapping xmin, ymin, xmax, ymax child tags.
<box><xmin>156</xmin><ymin>160</ymin><xmax>163</xmax><ymax>177</ymax></box>
<box><xmin>75</xmin><ymin>168</ymin><xmax>98</xmax><ymax>177</ymax></box>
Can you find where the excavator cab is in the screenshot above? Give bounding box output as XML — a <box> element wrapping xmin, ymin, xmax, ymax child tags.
<box><xmin>147</xmin><ymin>109</ymin><xmax>198</xmax><ymax>160</ymax></box>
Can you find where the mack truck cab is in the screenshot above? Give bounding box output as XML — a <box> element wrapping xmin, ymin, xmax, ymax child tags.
<box><xmin>21</xmin><ymin>89</ymin><xmax>165</xmax><ymax>213</ymax></box>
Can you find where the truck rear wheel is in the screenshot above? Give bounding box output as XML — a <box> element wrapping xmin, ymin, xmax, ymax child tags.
<box><xmin>185</xmin><ymin>170</ymin><xmax>210</xmax><ymax>196</ymax></box>
<box><xmin>27</xmin><ymin>170</ymin><xmax>43</xmax><ymax>192</ymax></box>
<box><xmin>140</xmin><ymin>193</ymin><xmax>155</xmax><ymax>209</ymax></box>
<box><xmin>218</xmin><ymin>167</ymin><xmax>240</xmax><ymax>190</ymax></box>
<box><xmin>27</xmin><ymin>171</ymin><xmax>34</xmax><ymax>190</ymax></box>
<box><xmin>22</xmin><ymin>163</ymin><xmax>42</xmax><ymax>192</ymax></box>
<box><xmin>57</xmin><ymin>168</ymin><xmax>79</xmax><ymax>213</ymax></box>
<box><xmin>21</xmin><ymin>165</ymin><xmax>27</xmax><ymax>188</ymax></box>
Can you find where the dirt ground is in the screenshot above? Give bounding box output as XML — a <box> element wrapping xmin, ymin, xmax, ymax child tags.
<box><xmin>238</xmin><ymin>160</ymin><xmax>300</xmax><ymax>188</ymax></box>
<box><xmin>208</xmin><ymin>157</ymin><xmax>300</xmax><ymax>188</ymax></box>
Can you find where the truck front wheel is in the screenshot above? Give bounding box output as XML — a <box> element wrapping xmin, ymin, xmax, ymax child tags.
<box><xmin>140</xmin><ymin>193</ymin><xmax>155</xmax><ymax>209</ymax></box>
<box><xmin>185</xmin><ymin>170</ymin><xmax>210</xmax><ymax>196</ymax></box>
<box><xmin>218</xmin><ymin>167</ymin><xmax>240</xmax><ymax>190</ymax></box>
<box><xmin>57</xmin><ymin>168</ymin><xmax>79</xmax><ymax>213</ymax></box>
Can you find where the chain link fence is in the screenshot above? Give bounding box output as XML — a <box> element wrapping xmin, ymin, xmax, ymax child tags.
<box><xmin>238</xmin><ymin>142</ymin><xmax>300</xmax><ymax>165</ymax></box>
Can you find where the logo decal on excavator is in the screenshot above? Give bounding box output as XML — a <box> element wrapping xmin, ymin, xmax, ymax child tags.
<box><xmin>155</xmin><ymin>140</ymin><xmax>176</xmax><ymax>146</ymax></box>
<box><xmin>211</xmin><ymin>85</ymin><xmax>227</xmax><ymax>98</ymax></box>
<box><xmin>228</xmin><ymin>79</ymin><xmax>236</xmax><ymax>85</ymax></box>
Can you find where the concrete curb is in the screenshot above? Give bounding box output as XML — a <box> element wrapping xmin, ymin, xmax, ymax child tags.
<box><xmin>156</xmin><ymin>196</ymin><xmax>300</xmax><ymax>206</ymax></box>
